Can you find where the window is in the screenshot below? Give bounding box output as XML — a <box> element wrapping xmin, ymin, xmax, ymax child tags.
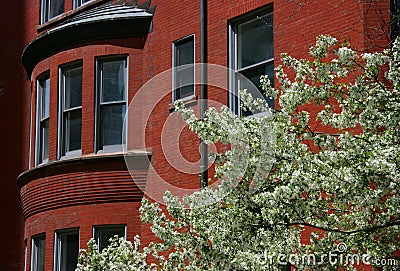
<box><xmin>31</xmin><ymin>234</ymin><xmax>45</xmax><ymax>271</ymax></box>
<box><xmin>36</xmin><ymin>74</ymin><xmax>50</xmax><ymax>165</ymax></box>
<box><xmin>73</xmin><ymin>0</ymin><xmax>92</xmax><ymax>9</ymax></box>
<box><xmin>392</xmin><ymin>0</ymin><xmax>400</xmax><ymax>40</ymax></box>
<box><xmin>229</xmin><ymin>8</ymin><xmax>274</xmax><ymax>116</ymax></box>
<box><xmin>41</xmin><ymin>0</ymin><xmax>65</xmax><ymax>23</ymax></box>
<box><xmin>59</xmin><ymin>63</ymin><xmax>82</xmax><ymax>158</ymax></box>
<box><xmin>54</xmin><ymin>229</ymin><xmax>79</xmax><ymax>271</ymax></box>
<box><xmin>93</xmin><ymin>225</ymin><xmax>126</xmax><ymax>252</ymax></box>
<box><xmin>173</xmin><ymin>35</ymin><xmax>195</xmax><ymax>101</ymax></box>
<box><xmin>96</xmin><ymin>57</ymin><xmax>128</xmax><ymax>153</ymax></box>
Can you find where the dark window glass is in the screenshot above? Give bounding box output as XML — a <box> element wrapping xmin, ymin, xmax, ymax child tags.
<box><xmin>238</xmin><ymin>14</ymin><xmax>273</xmax><ymax>69</ymax></box>
<box><xmin>174</xmin><ymin>36</ymin><xmax>195</xmax><ymax>100</ymax></box>
<box><xmin>31</xmin><ymin>235</ymin><xmax>45</xmax><ymax>271</ymax></box>
<box><xmin>94</xmin><ymin>225</ymin><xmax>125</xmax><ymax>252</ymax></box>
<box><xmin>238</xmin><ymin>62</ymin><xmax>274</xmax><ymax>116</ymax></box>
<box><xmin>101</xmin><ymin>105</ymin><xmax>125</xmax><ymax>146</ymax></box>
<box><xmin>41</xmin><ymin>0</ymin><xmax>65</xmax><ymax>23</ymax></box>
<box><xmin>64</xmin><ymin>110</ymin><xmax>82</xmax><ymax>152</ymax></box>
<box><xmin>49</xmin><ymin>0</ymin><xmax>64</xmax><ymax>19</ymax></box>
<box><xmin>391</xmin><ymin>0</ymin><xmax>400</xmax><ymax>40</ymax></box>
<box><xmin>55</xmin><ymin>230</ymin><xmax>79</xmax><ymax>271</ymax></box>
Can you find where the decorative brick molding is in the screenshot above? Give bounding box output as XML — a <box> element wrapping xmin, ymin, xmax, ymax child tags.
<box><xmin>18</xmin><ymin>152</ymin><xmax>150</xmax><ymax>218</ymax></box>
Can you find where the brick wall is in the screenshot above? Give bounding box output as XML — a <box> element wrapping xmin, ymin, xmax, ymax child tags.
<box><xmin>10</xmin><ymin>0</ymin><xmax>393</xmax><ymax>270</ymax></box>
<box><xmin>25</xmin><ymin>202</ymin><xmax>141</xmax><ymax>271</ymax></box>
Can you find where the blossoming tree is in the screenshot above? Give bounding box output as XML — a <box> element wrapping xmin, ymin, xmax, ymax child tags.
<box><xmin>76</xmin><ymin>36</ymin><xmax>400</xmax><ymax>271</ymax></box>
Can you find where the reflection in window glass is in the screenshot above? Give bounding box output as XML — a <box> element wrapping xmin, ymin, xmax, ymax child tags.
<box><xmin>101</xmin><ymin>61</ymin><xmax>126</xmax><ymax>103</ymax></box>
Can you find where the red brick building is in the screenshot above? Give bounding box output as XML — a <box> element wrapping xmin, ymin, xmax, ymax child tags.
<box><xmin>0</xmin><ymin>0</ymin><xmax>396</xmax><ymax>270</ymax></box>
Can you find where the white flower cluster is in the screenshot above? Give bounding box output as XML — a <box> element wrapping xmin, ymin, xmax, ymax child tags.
<box><xmin>77</xmin><ymin>36</ymin><xmax>400</xmax><ymax>270</ymax></box>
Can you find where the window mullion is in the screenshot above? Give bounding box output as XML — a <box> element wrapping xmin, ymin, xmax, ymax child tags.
<box><xmin>236</xmin><ymin>58</ymin><xmax>274</xmax><ymax>73</ymax></box>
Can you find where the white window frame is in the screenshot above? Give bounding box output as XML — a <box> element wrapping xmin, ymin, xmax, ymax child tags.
<box><xmin>58</xmin><ymin>62</ymin><xmax>83</xmax><ymax>159</ymax></box>
<box><xmin>229</xmin><ymin>7</ymin><xmax>274</xmax><ymax>116</ymax></box>
<box><xmin>30</xmin><ymin>234</ymin><xmax>45</xmax><ymax>271</ymax></box>
<box><xmin>95</xmin><ymin>56</ymin><xmax>128</xmax><ymax>154</ymax></box>
<box><xmin>40</xmin><ymin>0</ymin><xmax>65</xmax><ymax>24</ymax></box>
<box><xmin>92</xmin><ymin>224</ymin><xmax>126</xmax><ymax>252</ymax></box>
<box><xmin>172</xmin><ymin>35</ymin><xmax>195</xmax><ymax>102</ymax></box>
<box><xmin>54</xmin><ymin>228</ymin><xmax>80</xmax><ymax>271</ymax></box>
<box><xmin>35</xmin><ymin>73</ymin><xmax>50</xmax><ymax>166</ymax></box>
<box><xmin>73</xmin><ymin>0</ymin><xmax>94</xmax><ymax>9</ymax></box>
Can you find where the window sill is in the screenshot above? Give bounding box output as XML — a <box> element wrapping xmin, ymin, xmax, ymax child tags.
<box><xmin>60</xmin><ymin>149</ymin><xmax>82</xmax><ymax>160</ymax></box>
<box><xmin>168</xmin><ymin>95</ymin><xmax>198</xmax><ymax>113</ymax></box>
<box><xmin>96</xmin><ymin>144</ymin><xmax>125</xmax><ymax>154</ymax></box>
<box><xmin>18</xmin><ymin>149</ymin><xmax>152</xmax><ymax>188</ymax></box>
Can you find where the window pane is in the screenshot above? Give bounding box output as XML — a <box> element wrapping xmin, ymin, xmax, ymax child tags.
<box><xmin>37</xmin><ymin>239</ymin><xmax>45</xmax><ymax>271</ymax></box>
<box><xmin>75</xmin><ymin>0</ymin><xmax>92</xmax><ymax>7</ymax></box>
<box><xmin>55</xmin><ymin>231</ymin><xmax>79</xmax><ymax>271</ymax></box>
<box><xmin>94</xmin><ymin>226</ymin><xmax>125</xmax><ymax>252</ymax></box>
<box><xmin>61</xmin><ymin>234</ymin><xmax>79</xmax><ymax>271</ymax></box>
<box><xmin>49</xmin><ymin>0</ymin><xmax>64</xmax><ymax>19</ymax></box>
<box><xmin>176</xmin><ymin>39</ymin><xmax>194</xmax><ymax>65</ymax></box>
<box><xmin>40</xmin><ymin>119</ymin><xmax>49</xmax><ymax>162</ymax></box>
<box><xmin>238</xmin><ymin>13</ymin><xmax>273</xmax><ymax>69</ymax></box>
<box><xmin>101</xmin><ymin>60</ymin><xmax>126</xmax><ymax>103</ymax></box>
<box><xmin>65</xmin><ymin>110</ymin><xmax>82</xmax><ymax>152</ymax></box>
<box><xmin>101</xmin><ymin>105</ymin><xmax>126</xmax><ymax>146</ymax></box>
<box><xmin>40</xmin><ymin>78</ymin><xmax>50</xmax><ymax>120</ymax></box>
<box><xmin>31</xmin><ymin>235</ymin><xmax>45</xmax><ymax>271</ymax></box>
<box><xmin>175</xmin><ymin>66</ymin><xmax>194</xmax><ymax>99</ymax></box>
<box><xmin>174</xmin><ymin>37</ymin><xmax>194</xmax><ymax>99</ymax></box>
<box><xmin>64</xmin><ymin>67</ymin><xmax>82</xmax><ymax>109</ymax></box>
<box><xmin>239</xmin><ymin>63</ymin><xmax>274</xmax><ymax>116</ymax></box>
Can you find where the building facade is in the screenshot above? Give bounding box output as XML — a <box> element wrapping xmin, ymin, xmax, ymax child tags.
<box><xmin>0</xmin><ymin>0</ymin><xmax>396</xmax><ymax>270</ymax></box>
